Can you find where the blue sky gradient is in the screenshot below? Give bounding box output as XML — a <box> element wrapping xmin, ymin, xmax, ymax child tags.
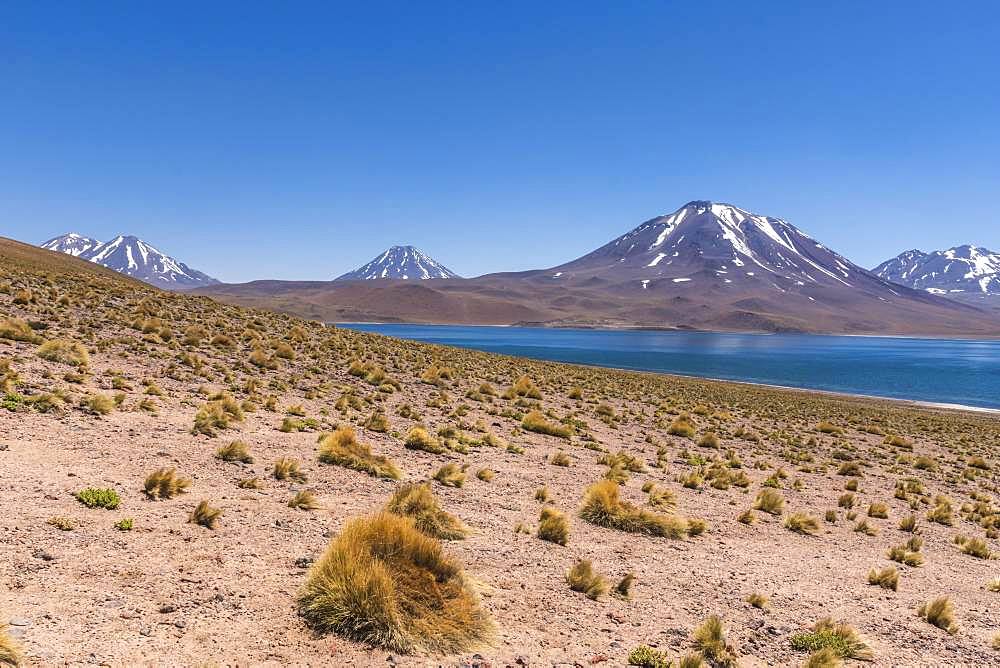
<box><xmin>1</xmin><ymin>2</ymin><xmax>998</xmax><ymax>282</ymax></box>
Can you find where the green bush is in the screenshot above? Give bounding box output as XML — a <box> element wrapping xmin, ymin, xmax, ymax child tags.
<box><xmin>76</xmin><ymin>487</ymin><xmax>121</xmax><ymax>509</ymax></box>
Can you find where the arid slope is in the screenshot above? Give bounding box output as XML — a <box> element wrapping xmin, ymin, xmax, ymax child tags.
<box><xmin>2</xmin><ymin>237</ymin><xmax>1000</xmax><ymax>666</ymax></box>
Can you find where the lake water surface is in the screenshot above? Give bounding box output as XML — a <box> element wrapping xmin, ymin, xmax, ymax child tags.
<box><xmin>341</xmin><ymin>324</ymin><xmax>1000</xmax><ymax>410</ymax></box>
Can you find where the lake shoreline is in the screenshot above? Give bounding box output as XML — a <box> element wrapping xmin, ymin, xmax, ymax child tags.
<box><xmin>340</xmin><ymin>322</ymin><xmax>1000</xmax><ymax>415</ymax></box>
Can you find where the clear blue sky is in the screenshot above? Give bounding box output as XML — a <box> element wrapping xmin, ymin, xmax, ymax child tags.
<box><xmin>1</xmin><ymin>2</ymin><xmax>998</xmax><ymax>282</ymax></box>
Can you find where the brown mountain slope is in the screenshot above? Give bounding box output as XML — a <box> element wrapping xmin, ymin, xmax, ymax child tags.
<box><xmin>196</xmin><ymin>272</ymin><xmax>1000</xmax><ymax>336</ymax></box>
<box><xmin>194</xmin><ymin>202</ymin><xmax>1000</xmax><ymax>336</ymax></box>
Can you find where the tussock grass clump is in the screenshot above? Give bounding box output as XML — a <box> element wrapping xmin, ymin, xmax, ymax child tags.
<box><xmin>537</xmin><ymin>506</ymin><xmax>569</xmax><ymax>545</ymax></box>
<box><xmin>0</xmin><ymin>623</ymin><xmax>22</xmax><ymax>667</ymax></box>
<box><xmin>867</xmin><ymin>566</ymin><xmax>899</xmax><ymax>591</ymax></box>
<box><xmin>667</xmin><ymin>414</ymin><xmax>696</xmax><ymax>438</ymax></box>
<box><xmin>987</xmin><ymin>578</ymin><xmax>1000</xmax><ymax>593</ymax></box>
<box><xmin>550</xmin><ymin>451</ymin><xmax>571</xmax><ymax>466</ymax></box>
<box><xmin>475</xmin><ymin>468</ymin><xmax>494</xmax><ymax>482</ymax></box>
<box><xmin>318</xmin><ymin>427</ymin><xmax>401</xmax><ymax>479</ymax></box>
<box><xmin>76</xmin><ymin>487</ymin><xmax>120</xmax><ymax>509</ymax></box>
<box><xmin>522</xmin><ymin>410</ymin><xmax>571</xmax><ymax>439</ymax></box>
<box><xmin>189</xmin><ymin>500</ymin><xmax>222</xmax><ymax>528</ymax></box>
<box><xmin>746</xmin><ymin>592</ymin><xmax>769</xmax><ymax>609</ymax></box>
<box><xmin>692</xmin><ymin>615</ymin><xmax>737</xmax><ymax>666</ymax></box>
<box><xmin>927</xmin><ymin>497</ymin><xmax>954</xmax><ymax>525</ymax></box>
<box><xmin>867</xmin><ymin>502</ymin><xmax>889</xmax><ymax>519</ymax></box>
<box><xmin>289</xmin><ymin>490</ymin><xmax>320</xmax><ymax>510</ymax></box>
<box><xmin>192</xmin><ymin>394</ymin><xmax>244</xmax><ymax>436</ymax></box>
<box><xmin>615</xmin><ymin>572</ymin><xmax>635</xmax><ymax>599</ymax></box>
<box><xmin>960</xmin><ymin>537</ymin><xmax>992</xmax><ymax>559</ymax></box>
<box><xmin>505</xmin><ymin>375</ymin><xmax>542</xmax><ymax>399</ymax></box>
<box><xmin>697</xmin><ymin>432</ymin><xmax>720</xmax><ymax>449</ymax></box>
<box><xmin>917</xmin><ymin>597</ymin><xmax>958</xmax><ymax>634</ymax></box>
<box><xmin>579</xmin><ymin>480</ymin><xmax>688</xmax><ymax>538</ymax></box>
<box><xmin>0</xmin><ymin>316</ymin><xmax>41</xmax><ymax>343</ymax></box>
<box><xmin>790</xmin><ymin>618</ymin><xmax>872</xmax><ymax>660</ymax></box>
<box><xmin>566</xmin><ymin>559</ymin><xmax>608</xmax><ymax>600</ymax></box>
<box><xmin>385</xmin><ymin>483</ymin><xmax>467</xmax><ymax>540</ymax></box>
<box><xmin>273</xmin><ymin>457</ymin><xmax>306</xmax><ymax>482</ymax></box>
<box><xmin>37</xmin><ymin>338</ymin><xmax>89</xmax><ymax>367</ymax></box>
<box><xmin>216</xmin><ymin>440</ymin><xmax>254</xmax><ymax>463</ymax></box>
<box><xmin>752</xmin><ymin>488</ymin><xmax>785</xmax><ymax>515</ymax></box>
<box><xmin>803</xmin><ymin>647</ymin><xmax>842</xmax><ymax>668</ymax></box>
<box><xmin>297</xmin><ymin>512</ymin><xmax>492</xmax><ymax>654</ymax></box>
<box><xmin>404</xmin><ymin>426</ymin><xmax>445</xmax><ymax>454</ymax></box>
<box><xmin>784</xmin><ymin>512</ymin><xmax>820</xmax><ymax>535</ymax></box>
<box><xmin>82</xmin><ymin>393</ymin><xmax>115</xmax><ymax>415</ymax></box>
<box><xmin>144</xmin><ymin>468</ymin><xmax>191</xmax><ymax>499</ymax></box>
<box><xmin>433</xmin><ymin>463</ymin><xmax>466</xmax><ymax>488</ymax></box>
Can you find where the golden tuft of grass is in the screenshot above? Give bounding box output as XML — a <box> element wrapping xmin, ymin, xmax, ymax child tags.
<box><xmin>784</xmin><ymin>512</ymin><xmax>820</xmax><ymax>535</ymax></box>
<box><xmin>192</xmin><ymin>394</ymin><xmax>244</xmax><ymax>436</ymax></box>
<box><xmin>273</xmin><ymin>457</ymin><xmax>307</xmax><ymax>482</ymax></box>
<box><xmin>566</xmin><ymin>559</ymin><xmax>608</xmax><ymax>600</ymax></box>
<box><xmin>318</xmin><ymin>427</ymin><xmax>400</xmax><ymax>479</ymax></box>
<box><xmin>0</xmin><ymin>623</ymin><xmax>22</xmax><ymax>667</ymax></box>
<box><xmin>803</xmin><ymin>647</ymin><xmax>843</xmax><ymax>668</ymax></box>
<box><xmin>917</xmin><ymin>596</ymin><xmax>958</xmax><ymax>634</ymax></box>
<box><xmin>692</xmin><ymin>615</ymin><xmax>737</xmax><ymax>667</ymax></box>
<box><xmin>475</xmin><ymin>468</ymin><xmax>494</xmax><ymax>482</ymax></box>
<box><xmin>745</xmin><ymin>592</ymin><xmax>769</xmax><ymax>609</ymax></box>
<box><xmin>752</xmin><ymin>488</ymin><xmax>784</xmax><ymax>515</ymax></box>
<box><xmin>432</xmin><ymin>463</ymin><xmax>466</xmax><ymax>488</ymax></box>
<box><xmin>385</xmin><ymin>483</ymin><xmax>467</xmax><ymax>540</ymax></box>
<box><xmin>579</xmin><ymin>480</ymin><xmax>689</xmax><ymax>538</ymax></box>
<box><xmin>216</xmin><ymin>440</ymin><xmax>254</xmax><ymax>463</ymax></box>
<box><xmin>188</xmin><ymin>500</ymin><xmax>222</xmax><ymax>529</ymax></box>
<box><xmin>36</xmin><ymin>338</ymin><xmax>89</xmax><ymax>367</ymax></box>
<box><xmin>289</xmin><ymin>490</ymin><xmax>320</xmax><ymax>510</ymax></box>
<box><xmin>522</xmin><ymin>410</ymin><xmax>571</xmax><ymax>439</ymax></box>
<box><xmin>0</xmin><ymin>316</ymin><xmax>41</xmax><ymax>343</ymax></box>
<box><xmin>144</xmin><ymin>467</ymin><xmax>191</xmax><ymax>500</ymax></box>
<box><xmin>867</xmin><ymin>566</ymin><xmax>899</xmax><ymax>591</ymax></box>
<box><xmin>404</xmin><ymin>426</ymin><xmax>445</xmax><ymax>454</ymax></box>
<box><xmin>667</xmin><ymin>414</ymin><xmax>696</xmax><ymax>438</ymax></box>
<box><xmin>537</xmin><ymin>506</ymin><xmax>569</xmax><ymax>545</ymax></box>
<box><xmin>297</xmin><ymin>512</ymin><xmax>492</xmax><ymax>654</ymax></box>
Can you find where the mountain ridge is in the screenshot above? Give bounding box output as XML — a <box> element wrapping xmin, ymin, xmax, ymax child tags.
<box><xmin>874</xmin><ymin>245</ymin><xmax>1000</xmax><ymax>302</ymax></box>
<box><xmin>40</xmin><ymin>233</ymin><xmax>220</xmax><ymax>289</ymax></box>
<box><xmin>193</xmin><ymin>201</ymin><xmax>1000</xmax><ymax>337</ymax></box>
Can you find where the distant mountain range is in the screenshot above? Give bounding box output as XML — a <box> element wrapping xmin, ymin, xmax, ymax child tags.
<box><xmin>193</xmin><ymin>201</ymin><xmax>1000</xmax><ymax>336</ymax></box>
<box><xmin>336</xmin><ymin>245</ymin><xmax>459</xmax><ymax>281</ymax></box>
<box><xmin>873</xmin><ymin>245</ymin><xmax>1000</xmax><ymax>303</ymax></box>
<box><xmin>40</xmin><ymin>233</ymin><xmax>219</xmax><ymax>289</ymax></box>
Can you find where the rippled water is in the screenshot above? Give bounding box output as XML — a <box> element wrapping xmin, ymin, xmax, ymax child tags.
<box><xmin>341</xmin><ymin>324</ymin><xmax>1000</xmax><ymax>410</ymax></box>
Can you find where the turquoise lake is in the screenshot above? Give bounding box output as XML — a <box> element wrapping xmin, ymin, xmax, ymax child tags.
<box><xmin>340</xmin><ymin>324</ymin><xmax>1000</xmax><ymax>411</ymax></box>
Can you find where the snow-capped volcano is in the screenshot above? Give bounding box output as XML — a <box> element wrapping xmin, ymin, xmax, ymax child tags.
<box><xmin>873</xmin><ymin>245</ymin><xmax>1000</xmax><ymax>296</ymax></box>
<box><xmin>40</xmin><ymin>233</ymin><xmax>219</xmax><ymax>289</ymax></box>
<box><xmin>545</xmin><ymin>200</ymin><xmax>886</xmax><ymax>293</ymax></box>
<box><xmin>40</xmin><ymin>232</ymin><xmax>102</xmax><ymax>257</ymax></box>
<box><xmin>336</xmin><ymin>245</ymin><xmax>460</xmax><ymax>281</ymax></box>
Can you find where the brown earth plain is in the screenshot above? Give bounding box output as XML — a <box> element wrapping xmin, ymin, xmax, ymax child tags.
<box><xmin>1</xmin><ymin>236</ymin><xmax>999</xmax><ymax>667</ymax></box>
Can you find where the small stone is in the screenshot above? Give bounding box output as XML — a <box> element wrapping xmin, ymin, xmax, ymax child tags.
<box><xmin>158</xmin><ymin>604</ymin><xmax>176</xmax><ymax>614</ymax></box>
<box><xmin>174</xmin><ymin>619</ymin><xmax>187</xmax><ymax>629</ymax></box>
<box><xmin>8</xmin><ymin>618</ymin><xmax>30</xmax><ymax>627</ymax></box>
